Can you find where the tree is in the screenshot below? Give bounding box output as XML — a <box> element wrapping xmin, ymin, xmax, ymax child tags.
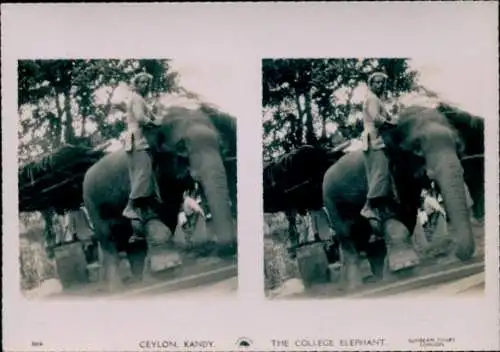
<box><xmin>262</xmin><ymin>58</ymin><xmax>419</xmax><ymax>162</ymax></box>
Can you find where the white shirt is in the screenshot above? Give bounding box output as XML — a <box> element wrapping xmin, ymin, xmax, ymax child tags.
<box><xmin>123</xmin><ymin>91</ymin><xmax>156</xmax><ymax>151</ymax></box>
<box><xmin>361</xmin><ymin>90</ymin><xmax>392</xmax><ymax>150</ymax></box>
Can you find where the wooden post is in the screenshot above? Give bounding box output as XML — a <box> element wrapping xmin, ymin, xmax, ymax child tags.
<box><xmin>53</xmin><ymin>242</ymin><xmax>89</xmax><ymax>289</ymax></box>
<box><xmin>296</xmin><ymin>242</ymin><xmax>330</xmax><ymax>288</ymax></box>
<box><xmin>41</xmin><ymin>209</ymin><xmax>56</xmax><ymax>259</ymax></box>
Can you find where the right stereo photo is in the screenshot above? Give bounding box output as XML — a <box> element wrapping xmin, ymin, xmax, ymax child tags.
<box><xmin>262</xmin><ymin>57</ymin><xmax>485</xmax><ymax>300</ymax></box>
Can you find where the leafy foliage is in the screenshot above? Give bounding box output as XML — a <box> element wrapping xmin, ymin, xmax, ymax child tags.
<box><xmin>18</xmin><ymin>59</ymin><xmax>180</xmax><ymax>164</ymax></box>
<box><xmin>262</xmin><ymin>58</ymin><xmax>419</xmax><ymax>162</ymax></box>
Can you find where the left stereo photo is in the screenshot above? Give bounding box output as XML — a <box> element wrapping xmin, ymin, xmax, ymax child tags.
<box><xmin>18</xmin><ymin>59</ymin><xmax>238</xmax><ymax>300</ymax></box>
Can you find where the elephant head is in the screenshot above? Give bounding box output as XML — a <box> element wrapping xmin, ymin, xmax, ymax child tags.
<box><xmin>387</xmin><ymin>104</ymin><xmax>483</xmax><ymax>261</ymax></box>
<box><xmin>437</xmin><ymin>103</ymin><xmax>485</xmax><ymax>220</ymax></box>
<box><xmin>144</xmin><ymin>104</ymin><xmax>237</xmax><ymax>251</ymax></box>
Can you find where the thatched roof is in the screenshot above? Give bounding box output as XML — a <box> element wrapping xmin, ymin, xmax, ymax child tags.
<box><xmin>262</xmin><ymin>143</ymin><xmax>349</xmax><ymax>213</ymax></box>
<box><xmin>19</xmin><ymin>143</ymin><xmax>107</xmax><ymax>213</ymax></box>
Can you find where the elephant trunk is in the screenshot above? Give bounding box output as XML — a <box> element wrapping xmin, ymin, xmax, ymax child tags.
<box><xmin>426</xmin><ymin>148</ymin><xmax>475</xmax><ymax>261</ymax></box>
<box><xmin>189</xmin><ymin>148</ymin><xmax>236</xmax><ymax>249</ymax></box>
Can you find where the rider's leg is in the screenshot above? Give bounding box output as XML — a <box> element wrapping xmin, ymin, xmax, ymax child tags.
<box><xmin>122</xmin><ymin>149</ymin><xmax>160</xmax><ymax>222</ymax></box>
<box><xmin>362</xmin><ymin>149</ymin><xmax>419</xmax><ymax>272</ymax></box>
<box><xmin>361</xmin><ymin>148</ymin><xmax>394</xmax><ymax>224</ymax></box>
<box><xmin>123</xmin><ymin>149</ymin><xmax>182</xmax><ymax>272</ymax></box>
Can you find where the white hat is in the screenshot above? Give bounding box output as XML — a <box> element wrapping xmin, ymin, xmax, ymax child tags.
<box><xmin>367</xmin><ymin>72</ymin><xmax>388</xmax><ymax>87</ymax></box>
<box><xmin>131</xmin><ymin>72</ymin><xmax>153</xmax><ymax>87</ymax></box>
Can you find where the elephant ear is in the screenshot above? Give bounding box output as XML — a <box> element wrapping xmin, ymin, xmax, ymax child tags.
<box><xmin>437</xmin><ymin>102</ymin><xmax>484</xmax><ymax>156</ymax></box>
<box><xmin>437</xmin><ymin>103</ymin><xmax>485</xmax><ymax>220</ymax></box>
<box><xmin>219</xmin><ymin>138</ymin><xmax>232</xmax><ymax>161</ymax></box>
<box><xmin>199</xmin><ymin>103</ymin><xmax>237</xmax><ymax>159</ymax></box>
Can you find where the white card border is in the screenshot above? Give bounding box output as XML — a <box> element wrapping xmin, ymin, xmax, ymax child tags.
<box><xmin>2</xmin><ymin>2</ymin><xmax>498</xmax><ymax>351</ymax></box>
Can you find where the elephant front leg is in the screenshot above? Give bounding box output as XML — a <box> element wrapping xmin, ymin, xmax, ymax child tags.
<box><xmin>382</xmin><ymin>219</ymin><xmax>420</xmax><ymax>273</ymax></box>
<box><xmin>142</xmin><ymin>219</ymin><xmax>183</xmax><ymax>273</ymax></box>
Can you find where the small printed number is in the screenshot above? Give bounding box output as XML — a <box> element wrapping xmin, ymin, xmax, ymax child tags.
<box><xmin>31</xmin><ymin>342</ymin><xmax>43</xmax><ymax>347</ymax></box>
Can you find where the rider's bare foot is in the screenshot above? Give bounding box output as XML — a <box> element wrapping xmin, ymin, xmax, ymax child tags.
<box><xmin>122</xmin><ymin>205</ymin><xmax>142</xmax><ymax>221</ymax></box>
<box><xmin>361</xmin><ymin>204</ymin><xmax>385</xmax><ymax>221</ymax></box>
<box><xmin>148</xmin><ymin>246</ymin><xmax>183</xmax><ymax>272</ymax></box>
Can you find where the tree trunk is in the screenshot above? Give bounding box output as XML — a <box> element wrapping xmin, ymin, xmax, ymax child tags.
<box><xmin>63</xmin><ymin>90</ymin><xmax>75</xmax><ymax>144</ymax></box>
<box><xmin>293</xmin><ymin>92</ymin><xmax>304</xmax><ymax>147</ymax></box>
<box><xmin>321</xmin><ymin>112</ymin><xmax>327</xmax><ymax>139</ymax></box>
<box><xmin>80</xmin><ymin>115</ymin><xmax>87</xmax><ymax>137</ymax></box>
<box><xmin>304</xmin><ymin>90</ymin><xmax>316</xmax><ymax>145</ymax></box>
<box><xmin>54</xmin><ymin>93</ymin><xmax>64</xmax><ymax>148</ymax></box>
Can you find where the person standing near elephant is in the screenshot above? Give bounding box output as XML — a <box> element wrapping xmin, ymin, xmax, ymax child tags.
<box><xmin>122</xmin><ymin>73</ymin><xmax>207</xmax><ymax>234</ymax></box>
<box><xmin>360</xmin><ymin>72</ymin><xmax>397</xmax><ymax>224</ymax></box>
<box><xmin>122</xmin><ymin>72</ymin><xmax>162</xmax><ymax>223</ymax></box>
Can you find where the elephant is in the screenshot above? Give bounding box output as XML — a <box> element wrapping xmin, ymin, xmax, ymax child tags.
<box><xmin>82</xmin><ymin>103</ymin><xmax>238</xmax><ymax>291</ymax></box>
<box><xmin>322</xmin><ymin>103</ymin><xmax>484</xmax><ymax>290</ymax></box>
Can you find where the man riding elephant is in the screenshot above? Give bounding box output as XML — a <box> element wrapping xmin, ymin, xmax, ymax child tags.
<box><xmin>122</xmin><ymin>72</ymin><xmax>162</xmax><ymax>224</ymax></box>
<box><xmin>119</xmin><ymin>71</ymin><xmax>187</xmax><ymax>274</ymax></box>
<box><xmin>358</xmin><ymin>72</ymin><xmax>422</xmax><ymax>273</ymax></box>
<box><xmin>360</xmin><ymin>72</ymin><xmax>398</xmax><ymax>228</ymax></box>
<box><xmin>322</xmin><ymin>78</ymin><xmax>480</xmax><ymax>289</ymax></box>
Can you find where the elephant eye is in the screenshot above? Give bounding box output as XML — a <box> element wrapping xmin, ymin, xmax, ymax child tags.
<box><xmin>175</xmin><ymin>139</ymin><xmax>189</xmax><ymax>158</ymax></box>
<box><xmin>411</xmin><ymin>139</ymin><xmax>424</xmax><ymax>156</ymax></box>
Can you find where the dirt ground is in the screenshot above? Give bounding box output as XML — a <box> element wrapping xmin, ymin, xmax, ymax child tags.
<box><xmin>264</xmin><ymin>213</ymin><xmax>485</xmax><ymax>298</ymax></box>
<box><xmin>41</xmin><ymin>256</ymin><xmax>236</xmax><ymax>300</ymax></box>
<box><xmin>23</xmin><ymin>213</ymin><xmax>236</xmax><ymax>300</ymax></box>
<box><xmin>155</xmin><ymin>277</ymin><xmax>238</xmax><ymax>299</ymax></box>
<box><xmin>383</xmin><ymin>272</ymin><xmax>484</xmax><ymax>298</ymax></box>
